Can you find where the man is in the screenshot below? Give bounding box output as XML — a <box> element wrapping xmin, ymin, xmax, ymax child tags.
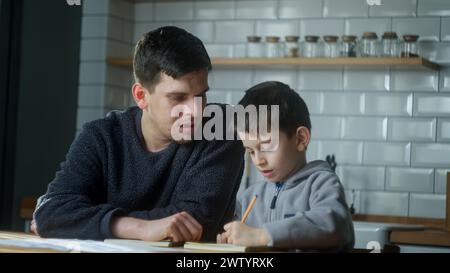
<box><xmin>32</xmin><ymin>26</ymin><xmax>244</xmax><ymax>242</ymax></box>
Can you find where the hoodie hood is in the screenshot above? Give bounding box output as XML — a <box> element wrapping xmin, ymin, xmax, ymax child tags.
<box><xmin>282</xmin><ymin>160</ymin><xmax>334</xmax><ymax>189</ymax></box>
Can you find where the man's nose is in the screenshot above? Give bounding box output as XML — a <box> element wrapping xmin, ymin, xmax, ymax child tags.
<box><xmin>187</xmin><ymin>97</ymin><xmax>204</xmax><ymax>119</ymax></box>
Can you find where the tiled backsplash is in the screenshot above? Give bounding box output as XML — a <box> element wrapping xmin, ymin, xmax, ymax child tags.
<box><xmin>78</xmin><ymin>0</ymin><xmax>450</xmax><ymax>219</ymax></box>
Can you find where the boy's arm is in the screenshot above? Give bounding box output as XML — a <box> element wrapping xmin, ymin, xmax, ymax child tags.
<box><xmin>127</xmin><ymin>139</ymin><xmax>245</xmax><ymax>241</ymax></box>
<box><xmin>33</xmin><ymin>124</ymin><xmax>126</xmax><ymax>240</ymax></box>
<box><xmin>262</xmin><ymin>173</ymin><xmax>354</xmax><ymax>250</ymax></box>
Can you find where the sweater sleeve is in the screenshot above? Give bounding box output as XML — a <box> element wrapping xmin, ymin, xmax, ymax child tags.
<box><xmin>33</xmin><ymin>124</ymin><xmax>126</xmax><ymax>240</ymax></box>
<box><xmin>263</xmin><ymin>172</ymin><xmax>355</xmax><ymax>251</ymax></box>
<box><xmin>128</xmin><ymin>139</ymin><xmax>245</xmax><ymax>241</ymax></box>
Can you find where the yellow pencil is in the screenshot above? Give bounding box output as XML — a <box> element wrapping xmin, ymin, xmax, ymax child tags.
<box><xmin>241</xmin><ymin>195</ymin><xmax>257</xmax><ymax>223</ymax></box>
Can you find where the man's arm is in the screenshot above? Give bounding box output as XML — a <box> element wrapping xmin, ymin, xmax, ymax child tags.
<box><xmin>33</xmin><ymin>124</ymin><xmax>126</xmax><ymax>240</ymax></box>
<box><xmin>127</xmin><ymin>138</ymin><xmax>245</xmax><ymax>241</ymax></box>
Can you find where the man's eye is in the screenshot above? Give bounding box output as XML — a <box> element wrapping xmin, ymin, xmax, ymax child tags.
<box><xmin>169</xmin><ymin>96</ymin><xmax>184</xmax><ymax>102</ymax></box>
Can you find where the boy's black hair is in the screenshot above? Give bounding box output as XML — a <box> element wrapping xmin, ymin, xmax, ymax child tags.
<box><xmin>238</xmin><ymin>81</ymin><xmax>311</xmax><ymax>137</ymax></box>
<box><xmin>133</xmin><ymin>26</ymin><xmax>212</xmax><ymax>89</ymax></box>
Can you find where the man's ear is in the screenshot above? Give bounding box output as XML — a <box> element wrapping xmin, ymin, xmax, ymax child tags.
<box><xmin>132</xmin><ymin>83</ymin><xmax>148</xmax><ymax>109</ymax></box>
<box><xmin>295</xmin><ymin>126</ymin><xmax>311</xmax><ymax>152</ymax></box>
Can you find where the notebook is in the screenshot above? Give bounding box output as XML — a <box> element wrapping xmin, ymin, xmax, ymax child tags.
<box><xmin>104</xmin><ymin>239</ymin><xmax>184</xmax><ymax>248</ymax></box>
<box><xmin>183</xmin><ymin>242</ymin><xmax>281</xmax><ymax>253</ymax></box>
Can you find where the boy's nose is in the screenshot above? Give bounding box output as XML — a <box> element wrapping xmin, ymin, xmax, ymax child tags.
<box><xmin>254</xmin><ymin>155</ymin><xmax>267</xmax><ymax>167</ymax></box>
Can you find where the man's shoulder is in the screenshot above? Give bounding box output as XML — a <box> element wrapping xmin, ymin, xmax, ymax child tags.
<box><xmin>82</xmin><ymin>106</ymin><xmax>138</xmax><ymax>135</ymax></box>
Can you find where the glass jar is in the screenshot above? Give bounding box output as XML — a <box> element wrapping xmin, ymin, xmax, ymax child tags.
<box><xmin>340</xmin><ymin>35</ymin><xmax>357</xmax><ymax>57</ymax></box>
<box><xmin>265</xmin><ymin>36</ymin><xmax>282</xmax><ymax>58</ymax></box>
<box><xmin>323</xmin><ymin>35</ymin><xmax>339</xmax><ymax>58</ymax></box>
<box><xmin>381</xmin><ymin>32</ymin><xmax>399</xmax><ymax>57</ymax></box>
<box><xmin>361</xmin><ymin>32</ymin><xmax>378</xmax><ymax>57</ymax></box>
<box><xmin>284</xmin><ymin>35</ymin><xmax>300</xmax><ymax>57</ymax></box>
<box><xmin>246</xmin><ymin>36</ymin><xmax>264</xmax><ymax>58</ymax></box>
<box><xmin>303</xmin><ymin>35</ymin><xmax>320</xmax><ymax>58</ymax></box>
<box><xmin>401</xmin><ymin>35</ymin><xmax>420</xmax><ymax>58</ymax></box>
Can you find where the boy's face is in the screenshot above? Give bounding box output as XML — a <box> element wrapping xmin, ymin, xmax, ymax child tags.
<box><xmin>239</xmin><ymin>129</ymin><xmax>309</xmax><ymax>183</ymax></box>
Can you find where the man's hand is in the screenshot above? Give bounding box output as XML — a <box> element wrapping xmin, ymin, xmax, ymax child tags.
<box><xmin>216</xmin><ymin>221</ymin><xmax>270</xmax><ymax>247</ymax></box>
<box><xmin>30</xmin><ymin>219</ymin><xmax>39</xmax><ymax>236</ymax></box>
<box><xmin>111</xmin><ymin>211</ymin><xmax>203</xmax><ymax>242</ymax></box>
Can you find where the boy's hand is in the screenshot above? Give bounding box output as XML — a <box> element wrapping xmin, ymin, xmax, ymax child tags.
<box><xmin>216</xmin><ymin>221</ymin><xmax>270</xmax><ymax>247</ymax></box>
<box><xmin>112</xmin><ymin>211</ymin><xmax>203</xmax><ymax>243</ymax></box>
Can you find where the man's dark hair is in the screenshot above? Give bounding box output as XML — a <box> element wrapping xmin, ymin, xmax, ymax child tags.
<box><xmin>133</xmin><ymin>26</ymin><xmax>212</xmax><ymax>89</ymax></box>
<box><xmin>238</xmin><ymin>81</ymin><xmax>311</xmax><ymax>137</ymax></box>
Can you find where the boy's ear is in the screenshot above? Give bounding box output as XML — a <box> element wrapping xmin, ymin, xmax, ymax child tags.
<box><xmin>295</xmin><ymin>126</ymin><xmax>311</xmax><ymax>152</ymax></box>
<box><xmin>132</xmin><ymin>83</ymin><xmax>149</xmax><ymax>109</ymax></box>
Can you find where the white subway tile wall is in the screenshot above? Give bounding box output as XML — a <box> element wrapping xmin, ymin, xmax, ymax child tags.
<box><xmin>298</xmin><ymin>69</ymin><xmax>343</xmax><ymax>91</ymax></box>
<box><xmin>434</xmin><ymin>169</ymin><xmax>450</xmax><ymax>194</ymax></box>
<box><xmin>194</xmin><ymin>1</ymin><xmax>234</xmax><ymax>20</ymax></box>
<box><xmin>344</xmin><ymin>18</ymin><xmax>391</xmax><ymax>37</ymax></box>
<box><xmin>386</xmin><ymin>167</ymin><xmax>434</xmax><ymax>193</ymax></box>
<box><xmin>364</xmin><ymin>142</ymin><xmax>411</xmax><ymax>166</ymax></box>
<box><xmin>360</xmin><ymin>191</ymin><xmax>409</xmax><ymax>216</ymax></box>
<box><xmin>391</xmin><ymin>69</ymin><xmax>439</xmax><ymax>92</ymax></box>
<box><xmin>388</xmin><ymin>118</ymin><xmax>436</xmax><ymax>142</ymax></box>
<box><xmin>78</xmin><ymin>0</ymin><xmax>450</xmax><ymax>219</ymax></box>
<box><xmin>439</xmin><ymin>67</ymin><xmax>450</xmax><ymax>91</ymax></box>
<box><xmin>279</xmin><ymin>0</ymin><xmax>323</xmax><ymax>19</ymax></box>
<box><xmin>236</xmin><ymin>1</ymin><xmax>277</xmax><ymax>20</ymax></box>
<box><xmin>323</xmin><ymin>0</ymin><xmax>368</xmax><ymax>18</ymax></box>
<box><xmin>337</xmin><ymin>166</ymin><xmax>385</xmax><ymax>190</ymax></box>
<box><xmin>417</xmin><ymin>0</ymin><xmax>450</xmax><ymax>16</ymax></box>
<box><xmin>409</xmin><ymin>193</ymin><xmax>446</xmax><ymax>218</ymax></box>
<box><xmin>437</xmin><ymin>118</ymin><xmax>450</xmax><ymax>142</ymax></box>
<box><xmin>442</xmin><ymin>17</ymin><xmax>450</xmax><ymax>41</ymax></box>
<box><xmin>256</xmin><ymin>20</ymin><xmax>300</xmax><ymax>40</ymax></box>
<box><xmin>392</xmin><ymin>17</ymin><xmax>441</xmax><ymax>41</ymax></box>
<box><xmin>300</xmin><ymin>19</ymin><xmax>345</xmax><ymax>41</ymax></box>
<box><xmin>341</xmin><ymin>117</ymin><xmax>387</xmax><ymax>140</ymax></box>
<box><xmin>369</xmin><ymin>0</ymin><xmax>417</xmax><ymax>17</ymax></box>
<box><xmin>343</xmin><ymin>67</ymin><xmax>389</xmax><ymax>91</ymax></box>
<box><xmin>154</xmin><ymin>1</ymin><xmax>194</xmax><ymax>21</ymax></box>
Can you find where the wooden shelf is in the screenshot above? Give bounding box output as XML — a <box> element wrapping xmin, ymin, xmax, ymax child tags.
<box><xmin>390</xmin><ymin>229</ymin><xmax>450</xmax><ymax>247</ymax></box>
<box><xmin>107</xmin><ymin>57</ymin><xmax>440</xmax><ymax>70</ymax></box>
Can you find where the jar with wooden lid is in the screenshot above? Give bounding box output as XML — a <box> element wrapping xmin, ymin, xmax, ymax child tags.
<box><xmin>265</xmin><ymin>36</ymin><xmax>282</xmax><ymax>58</ymax></box>
<box><xmin>381</xmin><ymin>32</ymin><xmax>399</xmax><ymax>57</ymax></box>
<box><xmin>340</xmin><ymin>35</ymin><xmax>357</xmax><ymax>57</ymax></box>
<box><xmin>361</xmin><ymin>32</ymin><xmax>378</xmax><ymax>57</ymax></box>
<box><xmin>246</xmin><ymin>36</ymin><xmax>264</xmax><ymax>58</ymax></box>
<box><xmin>284</xmin><ymin>35</ymin><xmax>300</xmax><ymax>57</ymax></box>
<box><xmin>323</xmin><ymin>35</ymin><xmax>339</xmax><ymax>58</ymax></box>
<box><xmin>303</xmin><ymin>35</ymin><xmax>320</xmax><ymax>58</ymax></box>
<box><xmin>401</xmin><ymin>35</ymin><xmax>420</xmax><ymax>58</ymax></box>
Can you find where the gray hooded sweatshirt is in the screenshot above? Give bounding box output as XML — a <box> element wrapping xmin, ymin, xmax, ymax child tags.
<box><xmin>236</xmin><ymin>160</ymin><xmax>355</xmax><ymax>251</ymax></box>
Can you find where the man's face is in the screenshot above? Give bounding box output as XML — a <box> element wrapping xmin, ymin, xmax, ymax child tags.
<box><xmin>145</xmin><ymin>69</ymin><xmax>209</xmax><ymax>143</ymax></box>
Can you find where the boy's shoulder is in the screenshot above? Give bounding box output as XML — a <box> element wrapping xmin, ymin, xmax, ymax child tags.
<box><xmin>286</xmin><ymin>160</ymin><xmax>342</xmax><ymax>189</ymax></box>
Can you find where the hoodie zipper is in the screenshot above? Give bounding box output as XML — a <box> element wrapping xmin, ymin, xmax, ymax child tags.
<box><xmin>269</xmin><ymin>182</ymin><xmax>283</xmax><ymax>222</ymax></box>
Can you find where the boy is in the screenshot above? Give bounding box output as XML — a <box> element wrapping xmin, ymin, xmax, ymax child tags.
<box><xmin>217</xmin><ymin>81</ymin><xmax>354</xmax><ymax>251</ymax></box>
